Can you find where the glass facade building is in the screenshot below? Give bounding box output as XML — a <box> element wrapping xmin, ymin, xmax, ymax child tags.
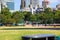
<box><xmin>0</xmin><ymin>0</ymin><xmax>14</xmax><ymax>11</ymax></box>
<box><xmin>6</xmin><ymin>0</ymin><xmax>14</xmax><ymax>10</ymax></box>
<box><xmin>6</xmin><ymin>2</ymin><xmax>14</xmax><ymax>10</ymax></box>
<box><xmin>25</xmin><ymin>0</ymin><xmax>30</xmax><ymax>7</ymax></box>
<box><xmin>30</xmin><ymin>0</ymin><xmax>39</xmax><ymax>7</ymax></box>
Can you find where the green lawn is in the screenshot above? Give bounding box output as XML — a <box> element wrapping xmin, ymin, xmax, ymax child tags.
<box><xmin>0</xmin><ymin>30</ymin><xmax>60</xmax><ymax>40</ymax></box>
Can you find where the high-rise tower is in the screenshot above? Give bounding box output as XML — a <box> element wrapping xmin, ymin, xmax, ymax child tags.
<box><xmin>42</xmin><ymin>0</ymin><xmax>50</xmax><ymax>8</ymax></box>
<box><xmin>30</xmin><ymin>0</ymin><xmax>39</xmax><ymax>8</ymax></box>
<box><xmin>0</xmin><ymin>0</ymin><xmax>14</xmax><ymax>11</ymax></box>
<box><xmin>6</xmin><ymin>0</ymin><xmax>14</xmax><ymax>10</ymax></box>
<box><xmin>56</xmin><ymin>4</ymin><xmax>60</xmax><ymax>10</ymax></box>
<box><xmin>20</xmin><ymin>0</ymin><xmax>25</xmax><ymax>9</ymax></box>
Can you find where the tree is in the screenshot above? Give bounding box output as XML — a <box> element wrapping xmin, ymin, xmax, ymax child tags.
<box><xmin>12</xmin><ymin>11</ymin><xmax>24</xmax><ymax>24</ymax></box>
<box><xmin>1</xmin><ymin>8</ymin><xmax>13</xmax><ymax>26</ymax></box>
<box><xmin>40</xmin><ymin>13</ymin><xmax>48</xmax><ymax>24</ymax></box>
<box><xmin>44</xmin><ymin>8</ymin><xmax>54</xmax><ymax>24</ymax></box>
<box><xmin>44</xmin><ymin>8</ymin><xmax>52</xmax><ymax>14</ymax></box>
<box><xmin>23</xmin><ymin>12</ymin><xmax>32</xmax><ymax>21</ymax></box>
<box><xmin>0</xmin><ymin>13</ymin><xmax>3</xmax><ymax>23</ymax></box>
<box><xmin>54</xmin><ymin>10</ymin><xmax>60</xmax><ymax>23</ymax></box>
<box><xmin>30</xmin><ymin>14</ymin><xmax>37</xmax><ymax>22</ymax></box>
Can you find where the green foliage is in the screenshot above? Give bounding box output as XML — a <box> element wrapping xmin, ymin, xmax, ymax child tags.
<box><xmin>44</xmin><ymin>8</ymin><xmax>52</xmax><ymax>14</ymax></box>
<box><xmin>30</xmin><ymin>14</ymin><xmax>37</xmax><ymax>22</ymax></box>
<box><xmin>55</xmin><ymin>10</ymin><xmax>60</xmax><ymax>19</ymax></box>
<box><xmin>1</xmin><ymin>8</ymin><xmax>12</xmax><ymax>24</ymax></box>
<box><xmin>24</xmin><ymin>12</ymin><xmax>32</xmax><ymax>21</ymax></box>
<box><xmin>12</xmin><ymin>11</ymin><xmax>24</xmax><ymax>23</ymax></box>
<box><xmin>1</xmin><ymin>7</ymin><xmax>60</xmax><ymax>25</ymax></box>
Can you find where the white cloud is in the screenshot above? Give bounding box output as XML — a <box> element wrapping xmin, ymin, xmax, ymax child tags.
<box><xmin>50</xmin><ymin>0</ymin><xmax>59</xmax><ymax>3</ymax></box>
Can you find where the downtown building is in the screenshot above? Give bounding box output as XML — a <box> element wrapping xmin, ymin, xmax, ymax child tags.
<box><xmin>42</xmin><ymin>0</ymin><xmax>50</xmax><ymax>9</ymax></box>
<box><xmin>0</xmin><ymin>0</ymin><xmax>14</xmax><ymax>12</ymax></box>
<box><xmin>56</xmin><ymin>4</ymin><xmax>60</xmax><ymax>10</ymax></box>
<box><xmin>20</xmin><ymin>0</ymin><xmax>39</xmax><ymax>12</ymax></box>
<box><xmin>20</xmin><ymin>0</ymin><xmax>30</xmax><ymax>11</ymax></box>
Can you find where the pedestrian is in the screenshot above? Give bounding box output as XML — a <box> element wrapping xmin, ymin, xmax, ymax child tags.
<box><xmin>54</xmin><ymin>23</ymin><xmax>56</xmax><ymax>28</ymax></box>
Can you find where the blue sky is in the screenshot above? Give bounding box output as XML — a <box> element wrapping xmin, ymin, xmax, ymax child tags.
<box><xmin>14</xmin><ymin>0</ymin><xmax>60</xmax><ymax>10</ymax></box>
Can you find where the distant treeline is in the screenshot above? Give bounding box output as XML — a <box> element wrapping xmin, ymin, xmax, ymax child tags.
<box><xmin>0</xmin><ymin>8</ymin><xmax>60</xmax><ymax>26</ymax></box>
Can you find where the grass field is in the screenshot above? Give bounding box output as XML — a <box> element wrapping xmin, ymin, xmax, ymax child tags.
<box><xmin>0</xmin><ymin>29</ymin><xmax>60</xmax><ymax>40</ymax></box>
<box><xmin>0</xmin><ymin>26</ymin><xmax>60</xmax><ymax>40</ymax></box>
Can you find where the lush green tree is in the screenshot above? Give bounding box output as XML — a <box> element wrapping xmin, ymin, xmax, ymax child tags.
<box><xmin>30</xmin><ymin>14</ymin><xmax>37</xmax><ymax>22</ymax></box>
<box><xmin>54</xmin><ymin>10</ymin><xmax>60</xmax><ymax>23</ymax></box>
<box><xmin>35</xmin><ymin>14</ymin><xmax>41</xmax><ymax>21</ymax></box>
<box><xmin>44</xmin><ymin>8</ymin><xmax>54</xmax><ymax>24</ymax></box>
<box><xmin>44</xmin><ymin>8</ymin><xmax>52</xmax><ymax>14</ymax></box>
<box><xmin>23</xmin><ymin>12</ymin><xmax>32</xmax><ymax>21</ymax></box>
<box><xmin>55</xmin><ymin>10</ymin><xmax>60</xmax><ymax>19</ymax></box>
<box><xmin>12</xmin><ymin>11</ymin><xmax>24</xmax><ymax>24</ymax></box>
<box><xmin>1</xmin><ymin>8</ymin><xmax>13</xmax><ymax>26</ymax></box>
<box><xmin>0</xmin><ymin>13</ymin><xmax>3</xmax><ymax>23</ymax></box>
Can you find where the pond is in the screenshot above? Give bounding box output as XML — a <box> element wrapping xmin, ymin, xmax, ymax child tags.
<box><xmin>56</xmin><ymin>36</ymin><xmax>60</xmax><ymax>40</ymax></box>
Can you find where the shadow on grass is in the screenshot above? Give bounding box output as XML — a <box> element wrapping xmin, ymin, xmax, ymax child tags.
<box><xmin>0</xmin><ymin>28</ymin><xmax>60</xmax><ymax>30</ymax></box>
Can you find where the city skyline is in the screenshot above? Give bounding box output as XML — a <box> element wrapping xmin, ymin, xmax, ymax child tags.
<box><xmin>14</xmin><ymin>0</ymin><xmax>60</xmax><ymax>10</ymax></box>
<box><xmin>0</xmin><ymin>0</ymin><xmax>14</xmax><ymax>11</ymax></box>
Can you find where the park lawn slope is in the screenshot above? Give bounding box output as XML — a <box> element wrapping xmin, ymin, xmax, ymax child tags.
<box><xmin>0</xmin><ymin>30</ymin><xmax>60</xmax><ymax>40</ymax></box>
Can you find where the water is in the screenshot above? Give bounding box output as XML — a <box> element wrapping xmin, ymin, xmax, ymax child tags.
<box><xmin>56</xmin><ymin>36</ymin><xmax>60</xmax><ymax>40</ymax></box>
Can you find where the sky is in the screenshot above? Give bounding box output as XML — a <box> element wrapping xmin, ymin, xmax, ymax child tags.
<box><xmin>14</xmin><ymin>0</ymin><xmax>60</xmax><ymax>10</ymax></box>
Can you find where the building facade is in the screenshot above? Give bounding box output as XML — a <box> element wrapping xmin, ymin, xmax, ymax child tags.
<box><xmin>0</xmin><ymin>3</ymin><xmax>1</xmax><ymax>11</ymax></box>
<box><xmin>6</xmin><ymin>0</ymin><xmax>14</xmax><ymax>10</ymax></box>
<box><xmin>56</xmin><ymin>4</ymin><xmax>60</xmax><ymax>10</ymax></box>
<box><xmin>25</xmin><ymin>0</ymin><xmax>30</xmax><ymax>7</ymax></box>
<box><xmin>30</xmin><ymin>0</ymin><xmax>39</xmax><ymax>8</ymax></box>
<box><xmin>20</xmin><ymin>0</ymin><xmax>39</xmax><ymax>12</ymax></box>
<box><xmin>0</xmin><ymin>0</ymin><xmax>14</xmax><ymax>11</ymax></box>
<box><xmin>42</xmin><ymin>0</ymin><xmax>50</xmax><ymax>9</ymax></box>
<box><xmin>20</xmin><ymin>0</ymin><xmax>25</xmax><ymax>9</ymax></box>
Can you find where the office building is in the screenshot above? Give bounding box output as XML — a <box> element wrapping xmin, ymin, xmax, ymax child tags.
<box><xmin>42</xmin><ymin>0</ymin><xmax>50</xmax><ymax>9</ymax></box>
<box><xmin>56</xmin><ymin>4</ymin><xmax>60</xmax><ymax>10</ymax></box>
<box><xmin>20</xmin><ymin>0</ymin><xmax>25</xmax><ymax>9</ymax></box>
<box><xmin>0</xmin><ymin>3</ymin><xmax>1</xmax><ymax>11</ymax></box>
<box><xmin>0</xmin><ymin>0</ymin><xmax>14</xmax><ymax>11</ymax></box>
<box><xmin>6</xmin><ymin>0</ymin><xmax>14</xmax><ymax>10</ymax></box>
<box><xmin>30</xmin><ymin>0</ymin><xmax>39</xmax><ymax>8</ymax></box>
<box><xmin>25</xmin><ymin>0</ymin><xmax>30</xmax><ymax>7</ymax></box>
<box><xmin>0</xmin><ymin>0</ymin><xmax>7</xmax><ymax>11</ymax></box>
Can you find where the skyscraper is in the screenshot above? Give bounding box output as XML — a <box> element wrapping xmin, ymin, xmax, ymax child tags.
<box><xmin>0</xmin><ymin>0</ymin><xmax>14</xmax><ymax>11</ymax></box>
<box><xmin>20</xmin><ymin>0</ymin><xmax>30</xmax><ymax>11</ymax></box>
<box><xmin>0</xmin><ymin>3</ymin><xmax>1</xmax><ymax>11</ymax></box>
<box><xmin>30</xmin><ymin>0</ymin><xmax>39</xmax><ymax>8</ymax></box>
<box><xmin>42</xmin><ymin>0</ymin><xmax>50</xmax><ymax>9</ymax></box>
<box><xmin>56</xmin><ymin>4</ymin><xmax>60</xmax><ymax>10</ymax></box>
<box><xmin>20</xmin><ymin>0</ymin><xmax>25</xmax><ymax>9</ymax></box>
<box><xmin>20</xmin><ymin>0</ymin><xmax>39</xmax><ymax>9</ymax></box>
<box><xmin>20</xmin><ymin>0</ymin><xmax>39</xmax><ymax>13</ymax></box>
<box><xmin>6</xmin><ymin>0</ymin><xmax>14</xmax><ymax>10</ymax></box>
<box><xmin>25</xmin><ymin>0</ymin><xmax>30</xmax><ymax>7</ymax></box>
<box><xmin>0</xmin><ymin>0</ymin><xmax>7</xmax><ymax>11</ymax></box>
